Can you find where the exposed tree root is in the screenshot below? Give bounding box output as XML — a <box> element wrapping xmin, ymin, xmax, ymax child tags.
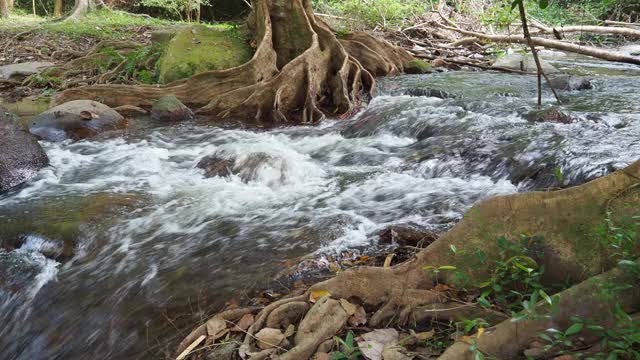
<box><xmin>53</xmin><ymin>0</ymin><xmax>413</xmax><ymax>123</ymax></box>
<box><xmin>179</xmin><ymin>160</ymin><xmax>640</xmax><ymax>359</ymax></box>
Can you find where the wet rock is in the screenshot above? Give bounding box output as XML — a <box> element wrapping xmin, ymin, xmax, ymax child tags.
<box><xmin>404</xmin><ymin>88</ymin><xmax>454</xmax><ymax>99</ymax></box>
<box><xmin>236</xmin><ymin>152</ymin><xmax>279</xmax><ymax>183</ymax></box>
<box><xmin>547</xmin><ymin>75</ymin><xmax>592</xmax><ymax>91</ymax></box>
<box><xmin>0</xmin><ymin>108</ymin><xmax>49</xmax><ymax>192</ymax></box>
<box><xmin>151</xmin><ymin>95</ymin><xmax>194</xmax><ymax>122</ymax></box>
<box><xmin>415</xmin><ymin>125</ymin><xmax>436</xmax><ymax>141</ymax></box>
<box><xmin>492</xmin><ymin>53</ymin><xmax>559</xmax><ymax>74</ymax></box>
<box><xmin>379</xmin><ymin>224</ymin><xmax>437</xmax><ymax>247</ymax></box>
<box><xmin>0</xmin><ymin>61</ymin><xmax>54</xmax><ymax>81</ymax></box>
<box><xmin>29</xmin><ymin>100</ymin><xmax>127</xmax><ymax>141</ymax></box>
<box><xmin>206</xmin><ymin>341</ymin><xmax>238</xmax><ymax>360</ymax></box>
<box><xmin>196</xmin><ymin>155</ymin><xmax>234</xmax><ymax>178</ymax></box>
<box><xmin>526</xmin><ymin>107</ymin><xmax>572</xmax><ymax>124</ymax></box>
<box><xmin>113</xmin><ymin>105</ymin><xmax>148</xmax><ymax>117</ymax></box>
<box><xmin>404</xmin><ymin>59</ymin><xmax>433</xmax><ymax>74</ymax></box>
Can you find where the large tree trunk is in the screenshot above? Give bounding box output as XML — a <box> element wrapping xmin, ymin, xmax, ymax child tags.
<box><xmin>53</xmin><ymin>0</ymin><xmax>413</xmax><ymax>123</ymax></box>
<box><xmin>66</xmin><ymin>0</ymin><xmax>95</xmax><ymax>20</ymax></box>
<box><xmin>53</xmin><ymin>0</ymin><xmax>63</xmax><ymax>17</ymax></box>
<box><xmin>0</xmin><ymin>0</ymin><xmax>8</xmax><ymax>18</ymax></box>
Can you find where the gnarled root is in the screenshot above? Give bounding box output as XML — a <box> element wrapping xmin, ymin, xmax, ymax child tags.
<box><xmin>53</xmin><ymin>0</ymin><xmax>413</xmax><ymax>123</ymax></box>
<box><xmin>438</xmin><ymin>258</ymin><xmax>640</xmax><ymax>359</ymax></box>
<box><xmin>178</xmin><ymin>161</ymin><xmax>640</xmax><ymax>359</ymax></box>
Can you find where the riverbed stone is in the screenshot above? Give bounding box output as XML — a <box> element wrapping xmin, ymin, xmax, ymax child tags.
<box><xmin>157</xmin><ymin>24</ymin><xmax>253</xmax><ymax>83</ymax></box>
<box><xmin>526</xmin><ymin>107</ymin><xmax>572</xmax><ymax>124</ymax></box>
<box><xmin>492</xmin><ymin>53</ymin><xmax>559</xmax><ymax>73</ymax></box>
<box><xmin>404</xmin><ymin>88</ymin><xmax>454</xmax><ymax>99</ymax></box>
<box><xmin>29</xmin><ymin>100</ymin><xmax>127</xmax><ymax>141</ymax></box>
<box><xmin>404</xmin><ymin>59</ymin><xmax>433</xmax><ymax>74</ymax></box>
<box><xmin>0</xmin><ymin>108</ymin><xmax>49</xmax><ymax>193</ymax></box>
<box><xmin>151</xmin><ymin>95</ymin><xmax>194</xmax><ymax>122</ymax></box>
<box><xmin>196</xmin><ymin>155</ymin><xmax>234</xmax><ymax>178</ymax></box>
<box><xmin>0</xmin><ymin>61</ymin><xmax>54</xmax><ymax>81</ymax></box>
<box><xmin>547</xmin><ymin>75</ymin><xmax>593</xmax><ymax>91</ymax></box>
<box><xmin>379</xmin><ymin>224</ymin><xmax>437</xmax><ymax>247</ymax></box>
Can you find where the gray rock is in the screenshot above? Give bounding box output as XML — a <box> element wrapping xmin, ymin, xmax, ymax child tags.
<box><xmin>492</xmin><ymin>53</ymin><xmax>559</xmax><ymax>73</ymax></box>
<box><xmin>0</xmin><ymin>108</ymin><xmax>49</xmax><ymax>192</ymax></box>
<box><xmin>404</xmin><ymin>88</ymin><xmax>454</xmax><ymax>99</ymax></box>
<box><xmin>547</xmin><ymin>75</ymin><xmax>593</xmax><ymax>91</ymax></box>
<box><xmin>151</xmin><ymin>95</ymin><xmax>194</xmax><ymax>122</ymax></box>
<box><xmin>379</xmin><ymin>224</ymin><xmax>437</xmax><ymax>247</ymax></box>
<box><xmin>29</xmin><ymin>100</ymin><xmax>127</xmax><ymax>141</ymax></box>
<box><xmin>196</xmin><ymin>155</ymin><xmax>234</xmax><ymax>178</ymax></box>
<box><xmin>0</xmin><ymin>61</ymin><xmax>54</xmax><ymax>80</ymax></box>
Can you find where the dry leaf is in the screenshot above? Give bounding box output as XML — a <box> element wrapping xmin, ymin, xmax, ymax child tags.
<box><xmin>348</xmin><ymin>305</ymin><xmax>367</xmax><ymax>326</ymax></box>
<box><xmin>382</xmin><ymin>344</ymin><xmax>414</xmax><ymax>360</ymax></box>
<box><xmin>284</xmin><ymin>324</ymin><xmax>296</xmax><ymax>338</ymax></box>
<box><xmin>383</xmin><ymin>254</ymin><xmax>395</xmax><ymax>268</ymax></box>
<box><xmin>176</xmin><ymin>334</ymin><xmax>205</xmax><ymax>360</ymax></box>
<box><xmin>357</xmin><ymin>328</ymin><xmax>399</xmax><ymax>360</ymax></box>
<box><xmin>313</xmin><ymin>352</ymin><xmax>331</xmax><ymax>360</ymax></box>
<box><xmin>309</xmin><ymin>290</ymin><xmax>331</xmax><ymax>303</ymax></box>
<box><xmin>477</xmin><ymin>327</ymin><xmax>485</xmax><ymax>338</ymax></box>
<box><xmin>206</xmin><ymin>316</ymin><xmax>228</xmax><ymax>339</ymax></box>
<box><xmin>340</xmin><ymin>298</ymin><xmax>357</xmax><ymax>316</ymax></box>
<box><xmin>231</xmin><ymin>313</ymin><xmax>254</xmax><ymax>332</ymax></box>
<box><xmin>255</xmin><ymin>328</ymin><xmax>285</xmax><ymax>350</ymax></box>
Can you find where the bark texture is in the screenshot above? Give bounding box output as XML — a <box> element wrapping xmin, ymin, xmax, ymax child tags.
<box><xmin>54</xmin><ymin>0</ymin><xmax>412</xmax><ymax>123</ymax></box>
<box><xmin>0</xmin><ymin>0</ymin><xmax>8</xmax><ymax>18</ymax></box>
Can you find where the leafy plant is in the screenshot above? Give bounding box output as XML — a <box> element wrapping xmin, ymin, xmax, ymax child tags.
<box><xmin>332</xmin><ymin>332</ymin><xmax>361</xmax><ymax>360</ymax></box>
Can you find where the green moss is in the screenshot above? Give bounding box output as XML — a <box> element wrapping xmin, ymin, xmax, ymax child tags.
<box><xmin>404</xmin><ymin>59</ymin><xmax>433</xmax><ymax>74</ymax></box>
<box><xmin>158</xmin><ymin>24</ymin><xmax>253</xmax><ymax>84</ymax></box>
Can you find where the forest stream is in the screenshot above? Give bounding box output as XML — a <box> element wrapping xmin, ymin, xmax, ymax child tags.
<box><xmin>1</xmin><ymin>55</ymin><xmax>640</xmax><ymax>359</ymax></box>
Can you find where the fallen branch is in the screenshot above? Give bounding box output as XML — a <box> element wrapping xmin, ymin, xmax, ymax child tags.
<box><xmin>531</xmin><ymin>23</ymin><xmax>640</xmax><ymax>38</ymax></box>
<box><xmin>434</xmin><ymin>22</ymin><xmax>640</xmax><ymax>65</ymax></box>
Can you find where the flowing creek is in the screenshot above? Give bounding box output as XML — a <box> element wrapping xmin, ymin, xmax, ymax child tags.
<box><xmin>1</xmin><ymin>55</ymin><xmax>639</xmax><ymax>359</ymax></box>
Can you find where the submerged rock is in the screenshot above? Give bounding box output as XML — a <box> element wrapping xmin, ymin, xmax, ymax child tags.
<box><xmin>196</xmin><ymin>155</ymin><xmax>234</xmax><ymax>178</ymax></box>
<box><xmin>404</xmin><ymin>88</ymin><xmax>454</xmax><ymax>99</ymax></box>
<box><xmin>0</xmin><ymin>61</ymin><xmax>54</xmax><ymax>81</ymax></box>
<box><xmin>151</xmin><ymin>95</ymin><xmax>194</xmax><ymax>122</ymax></box>
<box><xmin>526</xmin><ymin>107</ymin><xmax>572</xmax><ymax>124</ymax></box>
<box><xmin>29</xmin><ymin>100</ymin><xmax>127</xmax><ymax>141</ymax></box>
<box><xmin>492</xmin><ymin>53</ymin><xmax>559</xmax><ymax>74</ymax></box>
<box><xmin>0</xmin><ymin>108</ymin><xmax>49</xmax><ymax>193</ymax></box>
<box><xmin>547</xmin><ymin>75</ymin><xmax>593</xmax><ymax>91</ymax></box>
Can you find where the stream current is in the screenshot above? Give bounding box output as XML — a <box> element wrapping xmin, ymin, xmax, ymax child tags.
<box><xmin>1</xmin><ymin>56</ymin><xmax>639</xmax><ymax>359</ymax></box>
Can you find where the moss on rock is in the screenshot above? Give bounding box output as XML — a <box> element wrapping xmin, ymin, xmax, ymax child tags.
<box><xmin>158</xmin><ymin>25</ymin><xmax>254</xmax><ymax>84</ymax></box>
<box><xmin>404</xmin><ymin>59</ymin><xmax>433</xmax><ymax>74</ymax></box>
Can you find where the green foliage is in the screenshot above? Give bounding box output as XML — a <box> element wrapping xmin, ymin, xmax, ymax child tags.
<box><xmin>313</xmin><ymin>0</ymin><xmax>430</xmax><ymax>29</ymax></box>
<box><xmin>138</xmin><ymin>0</ymin><xmax>210</xmax><ymax>21</ymax></box>
<box><xmin>332</xmin><ymin>332</ymin><xmax>361</xmax><ymax>360</ymax></box>
<box><xmin>476</xmin><ymin>235</ymin><xmax>546</xmax><ymax>312</ymax></box>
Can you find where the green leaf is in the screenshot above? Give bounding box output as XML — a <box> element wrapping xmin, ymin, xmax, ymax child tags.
<box><xmin>565</xmin><ymin>323</ymin><xmax>584</xmax><ymax>336</ymax></box>
<box><xmin>538</xmin><ymin>333</ymin><xmax>553</xmax><ymax>342</ymax></box>
<box><xmin>450</xmin><ymin>244</ymin><xmax>458</xmax><ymax>254</ymax></box>
<box><xmin>438</xmin><ymin>265</ymin><xmax>457</xmax><ymax>270</ymax></box>
<box><xmin>475</xmin><ymin>351</ymin><xmax>485</xmax><ymax>360</ymax></box>
<box><xmin>539</xmin><ymin>290</ymin><xmax>552</xmax><ymax>306</ymax></box>
<box><xmin>538</xmin><ymin>0</ymin><xmax>549</xmax><ymax>9</ymax></box>
<box><xmin>345</xmin><ymin>332</ymin><xmax>354</xmax><ymax>348</ymax></box>
<box><xmin>331</xmin><ymin>352</ymin><xmax>349</xmax><ymax>360</ymax></box>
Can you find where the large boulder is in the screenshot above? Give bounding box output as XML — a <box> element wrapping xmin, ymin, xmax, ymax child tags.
<box><xmin>0</xmin><ymin>108</ymin><xmax>49</xmax><ymax>193</ymax></box>
<box><xmin>547</xmin><ymin>75</ymin><xmax>592</xmax><ymax>91</ymax></box>
<box><xmin>151</xmin><ymin>95</ymin><xmax>194</xmax><ymax>122</ymax></box>
<box><xmin>0</xmin><ymin>61</ymin><xmax>54</xmax><ymax>81</ymax></box>
<box><xmin>492</xmin><ymin>53</ymin><xmax>559</xmax><ymax>74</ymax></box>
<box><xmin>157</xmin><ymin>25</ymin><xmax>254</xmax><ymax>84</ymax></box>
<box><xmin>196</xmin><ymin>155</ymin><xmax>234</xmax><ymax>178</ymax></box>
<box><xmin>404</xmin><ymin>59</ymin><xmax>433</xmax><ymax>74</ymax></box>
<box><xmin>28</xmin><ymin>100</ymin><xmax>127</xmax><ymax>141</ymax></box>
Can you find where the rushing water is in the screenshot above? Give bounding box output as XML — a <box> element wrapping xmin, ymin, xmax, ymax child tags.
<box><xmin>1</xmin><ymin>56</ymin><xmax>639</xmax><ymax>359</ymax></box>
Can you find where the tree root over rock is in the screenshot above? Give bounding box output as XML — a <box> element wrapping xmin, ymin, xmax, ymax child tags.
<box><xmin>53</xmin><ymin>0</ymin><xmax>412</xmax><ymax>123</ymax></box>
<box><xmin>177</xmin><ymin>161</ymin><xmax>640</xmax><ymax>359</ymax></box>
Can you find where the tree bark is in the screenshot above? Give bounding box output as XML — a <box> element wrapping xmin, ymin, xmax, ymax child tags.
<box><xmin>531</xmin><ymin>23</ymin><xmax>640</xmax><ymax>39</ymax></box>
<box><xmin>54</xmin><ymin>0</ymin><xmax>63</xmax><ymax>17</ymax></box>
<box><xmin>0</xmin><ymin>0</ymin><xmax>8</xmax><ymax>18</ymax></box>
<box><xmin>66</xmin><ymin>0</ymin><xmax>95</xmax><ymax>20</ymax></box>
<box><xmin>54</xmin><ymin>0</ymin><xmax>413</xmax><ymax>123</ymax></box>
